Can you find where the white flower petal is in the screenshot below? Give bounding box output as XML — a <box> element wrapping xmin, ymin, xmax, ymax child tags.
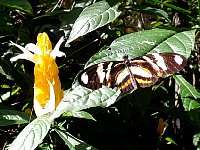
<box><xmin>10</xmin><ymin>41</ymin><xmax>35</xmax><ymax>63</ymax></box>
<box><xmin>51</xmin><ymin>50</ymin><xmax>66</xmax><ymax>58</ymax></box>
<box><xmin>10</xmin><ymin>53</ymin><xmax>35</xmax><ymax>63</ymax></box>
<box><xmin>51</xmin><ymin>36</ymin><xmax>66</xmax><ymax>58</ymax></box>
<box><xmin>25</xmin><ymin>43</ymin><xmax>42</xmax><ymax>56</ymax></box>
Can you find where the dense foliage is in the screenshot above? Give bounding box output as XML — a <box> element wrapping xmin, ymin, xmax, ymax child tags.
<box><xmin>0</xmin><ymin>0</ymin><xmax>200</xmax><ymax>149</ymax></box>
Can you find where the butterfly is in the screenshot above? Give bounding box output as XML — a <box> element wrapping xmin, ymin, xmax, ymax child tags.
<box><xmin>78</xmin><ymin>53</ymin><xmax>187</xmax><ymax>93</ymax></box>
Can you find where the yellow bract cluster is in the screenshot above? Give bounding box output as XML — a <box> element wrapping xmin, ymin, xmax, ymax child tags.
<box><xmin>34</xmin><ymin>33</ymin><xmax>63</xmax><ymax>109</ymax></box>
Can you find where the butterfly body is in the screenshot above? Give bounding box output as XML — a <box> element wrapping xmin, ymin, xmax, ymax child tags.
<box><xmin>78</xmin><ymin>53</ymin><xmax>187</xmax><ymax>93</ymax></box>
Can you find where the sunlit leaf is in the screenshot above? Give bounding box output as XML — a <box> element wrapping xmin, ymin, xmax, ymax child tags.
<box><xmin>165</xmin><ymin>137</ymin><xmax>177</xmax><ymax>145</ymax></box>
<box><xmin>48</xmin><ymin>84</ymin><xmax>121</xmax><ymax>121</ymax></box>
<box><xmin>85</xmin><ymin>29</ymin><xmax>195</xmax><ymax>68</ymax></box>
<box><xmin>63</xmin><ymin>110</ymin><xmax>96</xmax><ymax>121</ymax></box>
<box><xmin>150</xmin><ymin>30</ymin><xmax>196</xmax><ymax>58</ymax></box>
<box><xmin>174</xmin><ymin>75</ymin><xmax>200</xmax><ymax>111</ymax></box>
<box><xmin>8</xmin><ymin>117</ymin><xmax>51</xmax><ymax>150</ymax></box>
<box><xmin>67</xmin><ymin>1</ymin><xmax>121</xmax><ymax>43</ymax></box>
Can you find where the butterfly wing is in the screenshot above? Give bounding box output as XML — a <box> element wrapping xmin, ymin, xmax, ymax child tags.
<box><xmin>78</xmin><ymin>53</ymin><xmax>187</xmax><ymax>93</ymax></box>
<box><xmin>78</xmin><ymin>61</ymin><xmax>126</xmax><ymax>90</ymax></box>
<box><xmin>129</xmin><ymin>53</ymin><xmax>187</xmax><ymax>88</ymax></box>
<box><xmin>141</xmin><ymin>53</ymin><xmax>187</xmax><ymax>76</ymax></box>
<box><xmin>128</xmin><ymin>60</ymin><xmax>160</xmax><ymax>88</ymax></box>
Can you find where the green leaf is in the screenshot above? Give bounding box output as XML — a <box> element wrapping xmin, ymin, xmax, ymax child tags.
<box><xmin>165</xmin><ymin>137</ymin><xmax>177</xmax><ymax>145</ymax></box>
<box><xmin>68</xmin><ymin>84</ymin><xmax>121</xmax><ymax>109</ymax></box>
<box><xmin>85</xmin><ymin>29</ymin><xmax>195</xmax><ymax>67</ymax></box>
<box><xmin>150</xmin><ymin>30</ymin><xmax>196</xmax><ymax>58</ymax></box>
<box><xmin>174</xmin><ymin>76</ymin><xmax>200</xmax><ymax>128</ymax></box>
<box><xmin>0</xmin><ymin>109</ymin><xmax>32</xmax><ymax>126</ymax></box>
<box><xmin>9</xmin><ymin>117</ymin><xmax>51</xmax><ymax>150</ymax></box>
<box><xmin>59</xmin><ymin>8</ymin><xmax>84</xmax><ymax>37</ymax></box>
<box><xmin>0</xmin><ymin>0</ymin><xmax>33</xmax><ymax>15</ymax></box>
<box><xmin>67</xmin><ymin>1</ymin><xmax>121</xmax><ymax>43</ymax></box>
<box><xmin>55</xmin><ymin>126</ymin><xmax>98</xmax><ymax>150</ymax></box>
<box><xmin>63</xmin><ymin>111</ymin><xmax>96</xmax><ymax>121</ymax></box>
<box><xmin>48</xmin><ymin>83</ymin><xmax>121</xmax><ymax>120</ymax></box>
<box><xmin>110</xmin><ymin>28</ymin><xmax>175</xmax><ymax>57</ymax></box>
<box><xmin>174</xmin><ymin>75</ymin><xmax>200</xmax><ymax>111</ymax></box>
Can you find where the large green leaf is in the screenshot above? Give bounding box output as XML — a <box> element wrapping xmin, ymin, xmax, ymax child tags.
<box><xmin>174</xmin><ymin>75</ymin><xmax>200</xmax><ymax>111</ymax></box>
<box><xmin>48</xmin><ymin>83</ymin><xmax>121</xmax><ymax>120</ymax></box>
<box><xmin>174</xmin><ymin>75</ymin><xmax>200</xmax><ymax>129</ymax></box>
<box><xmin>66</xmin><ymin>1</ymin><xmax>121</xmax><ymax>43</ymax></box>
<box><xmin>8</xmin><ymin>117</ymin><xmax>51</xmax><ymax>150</ymax></box>
<box><xmin>85</xmin><ymin>29</ymin><xmax>195</xmax><ymax>68</ymax></box>
<box><xmin>0</xmin><ymin>109</ymin><xmax>32</xmax><ymax>126</ymax></box>
<box><xmin>150</xmin><ymin>30</ymin><xmax>195</xmax><ymax>58</ymax></box>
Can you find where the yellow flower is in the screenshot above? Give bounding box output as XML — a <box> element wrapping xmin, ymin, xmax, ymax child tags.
<box><xmin>10</xmin><ymin>32</ymin><xmax>65</xmax><ymax>117</ymax></box>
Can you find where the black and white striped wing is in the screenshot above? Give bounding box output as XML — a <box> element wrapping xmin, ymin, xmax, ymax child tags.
<box><xmin>79</xmin><ymin>61</ymin><xmax>126</xmax><ymax>90</ymax></box>
<box><xmin>129</xmin><ymin>53</ymin><xmax>187</xmax><ymax>88</ymax></box>
<box><xmin>78</xmin><ymin>53</ymin><xmax>187</xmax><ymax>93</ymax></box>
